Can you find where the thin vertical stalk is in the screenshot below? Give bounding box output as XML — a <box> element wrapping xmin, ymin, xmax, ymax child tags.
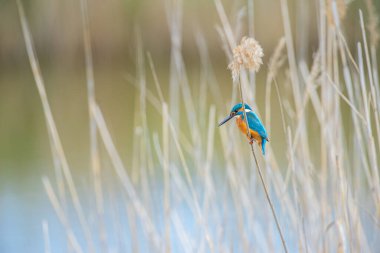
<box><xmin>251</xmin><ymin>142</ymin><xmax>288</xmax><ymax>253</ymax></box>
<box><xmin>247</xmin><ymin>0</ymin><xmax>256</xmax><ymax>98</ymax></box>
<box><xmin>162</xmin><ymin>103</ymin><xmax>171</xmax><ymax>253</ymax></box>
<box><xmin>42</xmin><ymin>220</ymin><xmax>51</xmax><ymax>253</ymax></box>
<box><xmin>42</xmin><ymin>177</ymin><xmax>84</xmax><ymax>253</ymax></box>
<box><xmin>237</xmin><ymin>77</ymin><xmax>288</xmax><ymax>253</ymax></box>
<box><xmin>78</xmin><ymin>0</ymin><xmax>106</xmax><ymax>250</ymax></box>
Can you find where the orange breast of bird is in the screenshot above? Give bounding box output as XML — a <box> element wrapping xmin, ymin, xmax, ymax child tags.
<box><xmin>236</xmin><ymin>116</ymin><xmax>262</xmax><ymax>144</ymax></box>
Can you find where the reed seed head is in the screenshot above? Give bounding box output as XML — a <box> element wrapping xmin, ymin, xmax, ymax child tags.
<box><xmin>228</xmin><ymin>37</ymin><xmax>264</xmax><ymax>82</ymax></box>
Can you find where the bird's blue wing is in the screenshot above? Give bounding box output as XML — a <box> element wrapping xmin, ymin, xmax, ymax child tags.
<box><xmin>246</xmin><ymin>111</ymin><xmax>267</xmax><ymax>138</ymax></box>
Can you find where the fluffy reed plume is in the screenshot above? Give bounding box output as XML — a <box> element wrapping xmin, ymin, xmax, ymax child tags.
<box><xmin>228</xmin><ymin>37</ymin><xmax>264</xmax><ymax>82</ymax></box>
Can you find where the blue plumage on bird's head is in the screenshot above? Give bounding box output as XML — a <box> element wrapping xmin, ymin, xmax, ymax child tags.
<box><xmin>231</xmin><ymin>103</ymin><xmax>252</xmax><ymax>115</ymax></box>
<box><xmin>218</xmin><ymin>103</ymin><xmax>252</xmax><ymax>126</ymax></box>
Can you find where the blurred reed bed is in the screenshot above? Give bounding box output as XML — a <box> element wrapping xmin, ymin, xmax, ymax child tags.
<box><xmin>17</xmin><ymin>0</ymin><xmax>380</xmax><ymax>252</ymax></box>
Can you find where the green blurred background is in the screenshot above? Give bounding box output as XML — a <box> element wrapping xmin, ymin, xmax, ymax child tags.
<box><xmin>0</xmin><ymin>0</ymin><xmax>378</xmax><ymax>252</ymax></box>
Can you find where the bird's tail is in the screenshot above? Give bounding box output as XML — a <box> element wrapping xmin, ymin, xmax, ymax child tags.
<box><xmin>261</xmin><ymin>138</ymin><xmax>267</xmax><ymax>155</ymax></box>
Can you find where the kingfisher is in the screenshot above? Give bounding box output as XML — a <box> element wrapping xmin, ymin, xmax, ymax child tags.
<box><xmin>218</xmin><ymin>103</ymin><xmax>269</xmax><ymax>155</ymax></box>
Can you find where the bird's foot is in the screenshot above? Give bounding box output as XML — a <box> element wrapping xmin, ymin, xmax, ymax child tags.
<box><xmin>249</xmin><ymin>139</ymin><xmax>254</xmax><ymax>145</ymax></box>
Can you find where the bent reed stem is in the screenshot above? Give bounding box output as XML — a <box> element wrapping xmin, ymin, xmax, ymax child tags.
<box><xmin>237</xmin><ymin>76</ymin><xmax>288</xmax><ymax>253</ymax></box>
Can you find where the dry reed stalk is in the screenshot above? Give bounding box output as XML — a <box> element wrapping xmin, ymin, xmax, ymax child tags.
<box><xmin>16</xmin><ymin>1</ymin><xmax>95</xmax><ymax>251</ymax></box>
<box><xmin>201</xmin><ymin>106</ymin><xmax>218</xmax><ymax>236</ymax></box>
<box><xmin>359</xmin><ymin>10</ymin><xmax>380</xmax><ymax>194</ymax></box>
<box><xmin>265</xmin><ymin>37</ymin><xmax>287</xmax><ymax>132</ymax></box>
<box><xmin>218</xmin><ymin>126</ymin><xmax>250</xmax><ymax>249</ymax></box>
<box><xmin>365</xmin><ymin>0</ymin><xmax>380</xmax><ymax>48</ymax></box>
<box><xmin>42</xmin><ymin>177</ymin><xmax>84</xmax><ymax>253</ymax></box>
<box><xmin>204</xmin><ymin>106</ymin><xmax>216</xmax><ymax>185</ymax></box>
<box><xmin>131</xmin><ymin>97</ymin><xmax>142</xmax><ymax>185</ymax></box>
<box><xmin>179</xmin><ymin>62</ymin><xmax>202</xmax><ymax>147</ymax></box>
<box><xmin>334</xmin><ymin>5</ymin><xmax>373</xmax><ymax>227</ymax></box>
<box><xmin>196</xmin><ymin>31</ymin><xmax>211</xmax><ymax>127</ymax></box>
<box><xmin>318</xmin><ymin>2</ymin><xmax>329</xmax><ymax>250</ymax></box>
<box><xmin>214</xmin><ymin>0</ymin><xmax>237</xmax><ymax>51</ymax></box>
<box><xmin>358</xmin><ymin>39</ymin><xmax>380</xmax><ymax>211</ymax></box>
<box><xmin>149</xmin><ymin>8</ymin><xmax>215</xmax><ymax>248</ymax></box>
<box><xmin>195</xmin><ymin>31</ymin><xmax>225</xmax><ymax>119</ymax></box>
<box><xmin>147</xmin><ymin>52</ymin><xmax>165</xmax><ymax>103</ymax></box>
<box><xmin>125</xmin><ymin>198</ymin><xmax>140</xmax><ymax>252</ymax></box>
<box><xmin>286</xmin><ymin>127</ymin><xmax>308</xmax><ymax>252</ymax></box>
<box><xmin>326</xmin><ymin>0</ymin><xmax>346</xmax><ymax>27</ymax></box>
<box><xmin>145</xmin><ymin>49</ymin><xmax>214</xmax><ymax>251</ymax></box>
<box><xmin>366</xmin><ymin>0</ymin><xmax>380</xmax><ymax>135</ymax></box>
<box><xmin>291</xmin><ymin>61</ymin><xmax>325</xmax><ymax>153</ymax></box>
<box><xmin>135</xmin><ymin>35</ymin><xmax>157</xmax><ymax>231</ymax></box>
<box><xmin>247</xmin><ymin>0</ymin><xmax>257</xmax><ymax>99</ymax></box>
<box><xmin>325</xmin><ymin>220</ymin><xmax>347</xmax><ymax>253</ymax></box>
<box><xmin>326</xmin><ymin>75</ymin><xmax>367</xmax><ymax>123</ymax></box>
<box><xmin>91</xmin><ymin>104</ymin><xmax>162</xmax><ymax>249</ymax></box>
<box><xmin>281</xmin><ymin>0</ymin><xmax>311</xmax><ymax>163</ymax></box>
<box><xmin>162</xmin><ymin>103</ymin><xmax>171</xmax><ymax>253</ymax></box>
<box><xmin>165</xmin><ymin>0</ymin><xmax>183</xmax><ymax>148</ymax></box>
<box><xmin>171</xmin><ymin>211</ymin><xmax>195</xmax><ymax>253</ymax></box>
<box><xmin>78</xmin><ymin>0</ymin><xmax>107</xmax><ymax>250</ymax></box>
<box><xmin>166</xmin><ymin>110</ymin><xmax>215</xmax><ymax>252</ymax></box>
<box><xmin>125</xmin><ymin>74</ymin><xmax>193</xmax><ymax>153</ymax></box>
<box><xmin>42</xmin><ymin>220</ymin><xmax>51</xmax><ymax>253</ymax></box>
<box><xmin>359</xmin><ymin>11</ymin><xmax>377</xmax><ymax>112</ymax></box>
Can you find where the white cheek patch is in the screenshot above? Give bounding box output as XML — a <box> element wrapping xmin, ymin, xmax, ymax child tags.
<box><xmin>233</xmin><ymin>109</ymin><xmax>251</xmax><ymax>117</ymax></box>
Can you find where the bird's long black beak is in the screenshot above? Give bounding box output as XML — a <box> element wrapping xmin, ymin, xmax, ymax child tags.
<box><xmin>218</xmin><ymin>114</ymin><xmax>234</xmax><ymax>126</ymax></box>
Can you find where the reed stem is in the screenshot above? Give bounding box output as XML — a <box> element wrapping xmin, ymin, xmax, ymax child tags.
<box><xmin>250</xmin><ymin>144</ymin><xmax>288</xmax><ymax>253</ymax></box>
<box><xmin>238</xmin><ymin>76</ymin><xmax>288</xmax><ymax>253</ymax></box>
